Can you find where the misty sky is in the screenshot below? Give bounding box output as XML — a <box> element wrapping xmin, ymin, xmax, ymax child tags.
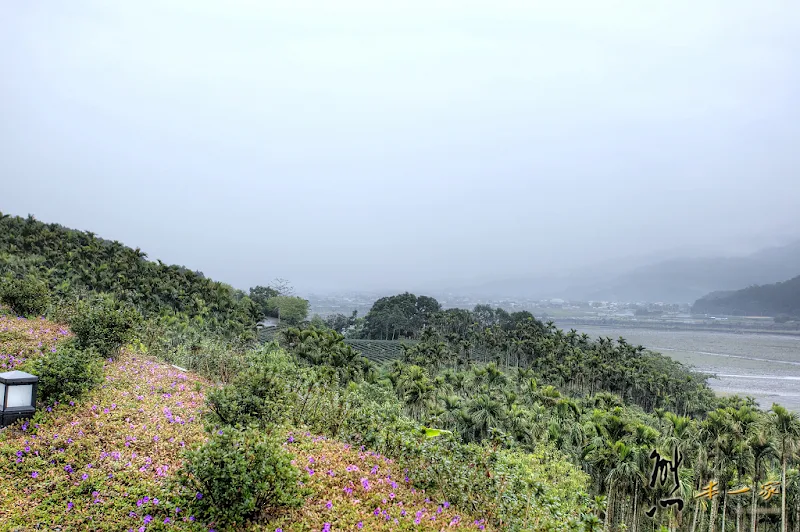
<box><xmin>2</xmin><ymin>1</ymin><xmax>799</xmax><ymax>293</ymax></box>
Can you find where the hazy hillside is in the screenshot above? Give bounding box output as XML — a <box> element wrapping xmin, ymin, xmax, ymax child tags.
<box><xmin>461</xmin><ymin>241</ymin><xmax>800</xmax><ymax>303</ymax></box>
<box><xmin>692</xmin><ymin>274</ymin><xmax>800</xmax><ymax>317</ymax></box>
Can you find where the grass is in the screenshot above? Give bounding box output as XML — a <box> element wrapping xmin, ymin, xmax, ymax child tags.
<box><xmin>0</xmin><ymin>315</ymin><xmax>493</xmax><ymax>531</ymax></box>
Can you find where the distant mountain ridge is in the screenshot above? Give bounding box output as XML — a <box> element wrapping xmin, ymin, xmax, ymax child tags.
<box><xmin>692</xmin><ymin>275</ymin><xmax>800</xmax><ymax>317</ymax></box>
<box><xmin>568</xmin><ymin>241</ymin><xmax>800</xmax><ymax>303</ymax></box>
<box><xmin>454</xmin><ymin>240</ymin><xmax>800</xmax><ymax>304</ymax></box>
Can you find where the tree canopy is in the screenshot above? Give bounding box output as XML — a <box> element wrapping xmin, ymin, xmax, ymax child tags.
<box><xmin>693</xmin><ymin>274</ymin><xmax>800</xmax><ymax>318</ymax></box>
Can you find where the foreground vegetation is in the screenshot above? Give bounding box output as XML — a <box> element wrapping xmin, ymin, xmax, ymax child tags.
<box><xmin>2</xmin><ymin>213</ymin><xmax>800</xmax><ymax>531</ymax></box>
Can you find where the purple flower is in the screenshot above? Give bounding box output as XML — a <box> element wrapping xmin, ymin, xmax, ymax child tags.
<box><xmin>67</xmin><ymin>501</ymin><xmax>73</xmax><ymax>511</ymax></box>
<box><xmin>143</xmin><ymin>515</ymin><xmax>152</xmax><ymax>524</ymax></box>
<box><xmin>326</xmin><ymin>500</ymin><xmax>332</xmax><ymax>509</ymax></box>
<box><xmin>195</xmin><ymin>492</ymin><xmax>203</xmax><ymax>500</ymax></box>
<box><xmin>163</xmin><ymin>518</ymin><xmax>171</xmax><ymax>524</ymax></box>
<box><xmin>31</xmin><ymin>471</ymin><xmax>38</xmax><ymax>478</ymax></box>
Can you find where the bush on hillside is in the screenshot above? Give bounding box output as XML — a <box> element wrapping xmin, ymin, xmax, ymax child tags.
<box><xmin>69</xmin><ymin>295</ymin><xmax>142</xmax><ymax>358</ymax></box>
<box><xmin>27</xmin><ymin>339</ymin><xmax>104</xmax><ymax>405</ymax></box>
<box><xmin>205</xmin><ymin>348</ymin><xmax>299</xmax><ymax>431</ymax></box>
<box><xmin>206</xmin><ymin>347</ymin><xmax>341</xmax><ymax>433</ymax></box>
<box><xmin>0</xmin><ymin>276</ymin><xmax>51</xmax><ymax>317</ymax></box>
<box><xmin>174</xmin><ymin>426</ymin><xmax>306</xmax><ymax>527</ymax></box>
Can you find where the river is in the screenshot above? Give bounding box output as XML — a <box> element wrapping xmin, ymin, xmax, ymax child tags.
<box><xmin>560</xmin><ymin>324</ymin><xmax>800</xmax><ymax>411</ymax></box>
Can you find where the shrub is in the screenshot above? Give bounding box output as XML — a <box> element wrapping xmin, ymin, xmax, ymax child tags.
<box><xmin>174</xmin><ymin>426</ymin><xmax>307</xmax><ymax>527</ymax></box>
<box><xmin>205</xmin><ymin>348</ymin><xmax>298</xmax><ymax>431</ymax></box>
<box><xmin>27</xmin><ymin>339</ymin><xmax>104</xmax><ymax>405</ymax></box>
<box><xmin>69</xmin><ymin>295</ymin><xmax>142</xmax><ymax>358</ymax></box>
<box><xmin>205</xmin><ymin>346</ymin><xmax>342</xmax><ymax>433</ymax></box>
<box><xmin>0</xmin><ymin>276</ymin><xmax>51</xmax><ymax>317</ymax></box>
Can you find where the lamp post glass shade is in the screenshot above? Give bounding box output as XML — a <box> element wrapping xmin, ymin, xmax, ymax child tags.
<box><xmin>0</xmin><ymin>370</ymin><xmax>38</xmax><ymax>428</ymax></box>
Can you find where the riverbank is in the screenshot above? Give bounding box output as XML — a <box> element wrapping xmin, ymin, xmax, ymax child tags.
<box><xmin>554</xmin><ymin>319</ymin><xmax>800</xmax><ymax>337</ymax></box>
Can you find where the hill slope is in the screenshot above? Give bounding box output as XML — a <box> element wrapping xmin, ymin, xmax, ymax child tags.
<box><xmin>0</xmin><ymin>317</ymin><xmax>494</xmax><ymax>531</ymax></box>
<box><xmin>692</xmin><ymin>274</ymin><xmax>800</xmax><ymax>317</ymax></box>
<box><xmin>0</xmin><ymin>212</ymin><xmax>257</xmax><ymax>337</ymax></box>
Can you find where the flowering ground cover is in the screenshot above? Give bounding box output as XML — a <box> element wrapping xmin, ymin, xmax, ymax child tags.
<box><xmin>0</xmin><ymin>347</ymin><xmax>210</xmax><ymax>530</ymax></box>
<box><xmin>0</xmin><ymin>311</ymin><xmax>72</xmax><ymax>370</ymax></box>
<box><xmin>262</xmin><ymin>432</ymin><xmax>492</xmax><ymax>531</ymax></box>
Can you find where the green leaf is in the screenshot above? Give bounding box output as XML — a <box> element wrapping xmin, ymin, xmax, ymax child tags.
<box><xmin>423</xmin><ymin>427</ymin><xmax>451</xmax><ymax>438</ymax></box>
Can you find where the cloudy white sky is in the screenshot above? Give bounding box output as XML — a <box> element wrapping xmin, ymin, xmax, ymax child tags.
<box><xmin>2</xmin><ymin>1</ymin><xmax>799</xmax><ymax>293</ymax></box>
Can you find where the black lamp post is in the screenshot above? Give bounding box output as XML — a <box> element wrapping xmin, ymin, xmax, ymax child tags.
<box><xmin>0</xmin><ymin>370</ymin><xmax>38</xmax><ymax>428</ymax></box>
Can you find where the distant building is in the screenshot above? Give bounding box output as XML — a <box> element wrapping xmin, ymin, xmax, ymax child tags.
<box><xmin>257</xmin><ymin>317</ymin><xmax>281</xmax><ymax>328</ymax></box>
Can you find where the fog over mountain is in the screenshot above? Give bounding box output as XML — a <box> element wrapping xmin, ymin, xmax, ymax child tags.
<box><xmin>439</xmin><ymin>239</ymin><xmax>800</xmax><ymax>303</ymax></box>
<box><xmin>2</xmin><ymin>1</ymin><xmax>799</xmax><ymax>295</ymax></box>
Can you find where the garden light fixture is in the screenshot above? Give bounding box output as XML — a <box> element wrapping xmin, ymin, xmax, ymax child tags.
<box><xmin>0</xmin><ymin>370</ymin><xmax>38</xmax><ymax>428</ymax></box>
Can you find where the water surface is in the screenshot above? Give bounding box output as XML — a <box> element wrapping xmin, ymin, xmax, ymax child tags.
<box><xmin>566</xmin><ymin>325</ymin><xmax>800</xmax><ymax>411</ymax></box>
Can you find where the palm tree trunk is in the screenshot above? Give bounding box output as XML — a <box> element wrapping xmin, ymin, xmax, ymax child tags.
<box><xmin>781</xmin><ymin>457</ymin><xmax>787</xmax><ymax>532</ymax></box>
<box><xmin>752</xmin><ymin>471</ymin><xmax>759</xmax><ymax>532</ymax></box>
<box><xmin>619</xmin><ymin>493</ymin><xmax>627</xmax><ymax>531</ymax></box>
<box><xmin>737</xmin><ymin>500</ymin><xmax>743</xmax><ymax>532</ymax></box>
<box><xmin>632</xmin><ymin>484</ymin><xmax>639</xmax><ymax>532</ymax></box>
<box><xmin>709</xmin><ymin>487</ymin><xmax>719</xmax><ymax>532</ymax></box>
<box><xmin>691</xmin><ymin>496</ymin><xmax>700</xmax><ymax>532</ymax></box>
<box><xmin>699</xmin><ymin>499</ymin><xmax>707</xmax><ymax>532</ymax></box>
<box><xmin>605</xmin><ymin>482</ymin><xmax>614</xmax><ymax>531</ymax></box>
<box><xmin>721</xmin><ymin>492</ymin><xmax>727</xmax><ymax>532</ymax></box>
